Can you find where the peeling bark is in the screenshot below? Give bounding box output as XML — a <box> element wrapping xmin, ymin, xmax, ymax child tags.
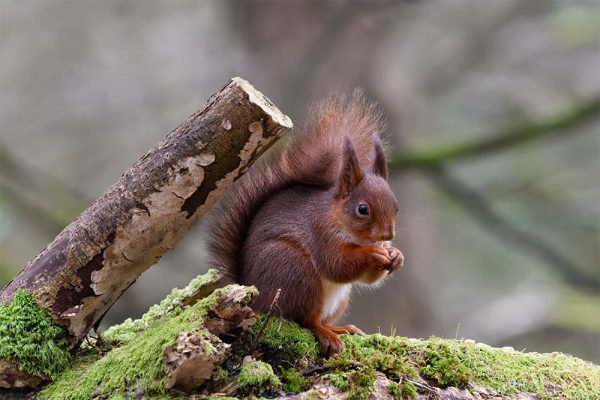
<box><xmin>165</xmin><ymin>331</ymin><xmax>229</xmax><ymax>393</ymax></box>
<box><xmin>0</xmin><ymin>77</ymin><xmax>292</xmax><ymax>350</ymax></box>
<box><xmin>164</xmin><ymin>285</ymin><xmax>257</xmax><ymax>394</ymax></box>
<box><xmin>203</xmin><ymin>283</ymin><xmax>257</xmax><ymax>340</ymax></box>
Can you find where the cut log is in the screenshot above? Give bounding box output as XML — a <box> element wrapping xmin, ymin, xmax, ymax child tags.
<box><xmin>0</xmin><ymin>77</ymin><xmax>292</xmax><ymax>346</ymax></box>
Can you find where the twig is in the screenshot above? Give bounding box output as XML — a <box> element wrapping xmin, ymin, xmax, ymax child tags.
<box><xmin>299</xmin><ymin>360</ymin><xmax>359</xmax><ymax>377</ymax></box>
<box><xmin>389</xmin><ymin>96</ymin><xmax>600</xmax><ymax>170</ymax></box>
<box><xmin>220</xmin><ymin>381</ymin><xmax>240</xmax><ymax>397</ymax></box>
<box><xmin>302</xmin><ymin>365</ymin><xmax>331</xmax><ymax>377</ymax></box>
<box><xmin>428</xmin><ymin>166</ymin><xmax>599</xmax><ymax>292</ymax></box>
<box><xmin>250</xmin><ymin>288</ymin><xmax>282</xmax><ymax>353</ymax></box>
<box><xmin>404</xmin><ymin>377</ymin><xmax>436</xmax><ymax>394</ymax></box>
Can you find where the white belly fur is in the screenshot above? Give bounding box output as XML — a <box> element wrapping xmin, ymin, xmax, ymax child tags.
<box><xmin>321</xmin><ymin>279</ymin><xmax>352</xmax><ymax>321</ymax></box>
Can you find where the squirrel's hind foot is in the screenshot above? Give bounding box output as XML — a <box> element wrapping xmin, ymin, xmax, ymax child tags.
<box><xmin>310</xmin><ymin>323</ymin><xmax>365</xmax><ymax>356</ymax></box>
<box><xmin>311</xmin><ymin>325</ymin><xmax>345</xmax><ymax>356</ymax></box>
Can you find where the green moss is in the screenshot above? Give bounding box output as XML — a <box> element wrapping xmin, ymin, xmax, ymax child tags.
<box><xmin>421</xmin><ymin>341</ymin><xmax>471</xmax><ymax>387</ymax></box>
<box><xmin>247</xmin><ymin>315</ymin><xmax>319</xmax><ymax>366</ymax></box>
<box><xmin>0</xmin><ymin>290</ymin><xmax>72</xmax><ymax>378</ymax></box>
<box><xmin>325</xmin><ymin>334</ymin><xmax>418</xmax><ymax>399</ymax></box>
<box><xmin>238</xmin><ymin>360</ymin><xmax>281</xmax><ymax>396</ymax></box>
<box><xmin>387</xmin><ymin>381</ymin><xmax>401</xmax><ymax>398</ymax></box>
<box><xmin>446</xmin><ymin>339</ymin><xmax>600</xmax><ymax>399</ymax></box>
<box><xmin>40</xmin><ymin>285</ymin><xmax>253</xmax><ymax>400</ymax></box>
<box><xmin>388</xmin><ymin>381</ymin><xmax>416</xmax><ymax>399</ymax></box>
<box><xmin>103</xmin><ymin>269</ymin><xmax>221</xmax><ymax>344</ymax></box>
<box><xmin>327</xmin><ymin>334</ymin><xmax>418</xmax><ymax>381</ymax></box>
<box><xmin>327</xmin><ymin>367</ymin><xmax>376</xmax><ymax>400</ymax></box>
<box><xmin>327</xmin><ymin>370</ymin><xmax>349</xmax><ymax>391</ymax></box>
<box><xmin>281</xmin><ymin>367</ymin><xmax>307</xmax><ymax>393</ymax></box>
<box><xmin>213</xmin><ymin>366</ymin><xmax>230</xmax><ymax>383</ymax></box>
<box><xmin>325</xmin><ymin>334</ymin><xmax>600</xmax><ymax>400</ymax></box>
<box><xmin>347</xmin><ymin>366</ymin><xmax>376</xmax><ymax>400</ymax></box>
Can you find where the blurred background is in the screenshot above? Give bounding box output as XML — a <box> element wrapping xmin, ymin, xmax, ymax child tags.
<box><xmin>1</xmin><ymin>0</ymin><xmax>598</xmax><ymax>362</ymax></box>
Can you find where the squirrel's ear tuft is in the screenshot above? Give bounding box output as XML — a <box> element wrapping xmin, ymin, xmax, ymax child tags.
<box><xmin>372</xmin><ymin>135</ymin><xmax>388</xmax><ymax>179</ymax></box>
<box><xmin>337</xmin><ymin>137</ymin><xmax>364</xmax><ymax>198</ymax></box>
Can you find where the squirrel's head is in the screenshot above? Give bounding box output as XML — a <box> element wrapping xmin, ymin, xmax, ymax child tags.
<box><xmin>334</xmin><ymin>136</ymin><xmax>398</xmax><ymax>244</ymax></box>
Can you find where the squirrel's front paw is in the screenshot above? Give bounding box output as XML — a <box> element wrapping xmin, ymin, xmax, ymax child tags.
<box><xmin>365</xmin><ymin>245</ymin><xmax>392</xmax><ymax>269</ymax></box>
<box><xmin>385</xmin><ymin>246</ymin><xmax>404</xmax><ymax>273</ymax></box>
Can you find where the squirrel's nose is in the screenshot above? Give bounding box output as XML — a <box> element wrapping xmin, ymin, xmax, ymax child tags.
<box><xmin>373</xmin><ymin>224</ymin><xmax>395</xmax><ymax>241</ymax></box>
<box><xmin>381</xmin><ymin>224</ymin><xmax>395</xmax><ymax>241</ymax></box>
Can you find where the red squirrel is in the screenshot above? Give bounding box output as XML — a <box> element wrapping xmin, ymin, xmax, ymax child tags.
<box><xmin>207</xmin><ymin>92</ymin><xmax>404</xmax><ymax>355</ymax></box>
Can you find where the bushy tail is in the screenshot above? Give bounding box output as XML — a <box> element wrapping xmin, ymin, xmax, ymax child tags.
<box><xmin>206</xmin><ymin>90</ymin><xmax>384</xmax><ymax>281</ymax></box>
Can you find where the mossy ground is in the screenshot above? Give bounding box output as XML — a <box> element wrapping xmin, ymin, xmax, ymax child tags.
<box><xmin>238</xmin><ymin>360</ymin><xmax>281</xmax><ymax>396</ymax></box>
<box><xmin>281</xmin><ymin>367</ymin><xmax>308</xmax><ymax>393</ymax></box>
<box><xmin>36</xmin><ymin>271</ymin><xmax>600</xmax><ymax>399</ymax></box>
<box><xmin>242</xmin><ymin>314</ymin><xmax>319</xmax><ymax>368</ymax></box>
<box><xmin>0</xmin><ymin>290</ymin><xmax>72</xmax><ymax>379</ymax></box>
<box><xmin>323</xmin><ymin>334</ymin><xmax>600</xmax><ymax>400</ymax></box>
<box><xmin>39</xmin><ymin>285</ymin><xmax>249</xmax><ymax>400</ymax></box>
<box><xmin>387</xmin><ymin>380</ymin><xmax>417</xmax><ymax>399</ymax></box>
<box><xmin>219</xmin><ymin>319</ymin><xmax>600</xmax><ymax>399</ymax></box>
<box><xmin>40</xmin><ymin>311</ymin><xmax>600</xmax><ymax>400</ymax></box>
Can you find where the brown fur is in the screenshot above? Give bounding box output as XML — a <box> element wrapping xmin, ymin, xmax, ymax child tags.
<box><xmin>206</xmin><ymin>92</ymin><xmax>403</xmax><ymax>355</ymax></box>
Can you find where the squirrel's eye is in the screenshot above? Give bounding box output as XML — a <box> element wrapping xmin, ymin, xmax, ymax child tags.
<box><xmin>356</xmin><ymin>203</ymin><xmax>369</xmax><ymax>217</ymax></box>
